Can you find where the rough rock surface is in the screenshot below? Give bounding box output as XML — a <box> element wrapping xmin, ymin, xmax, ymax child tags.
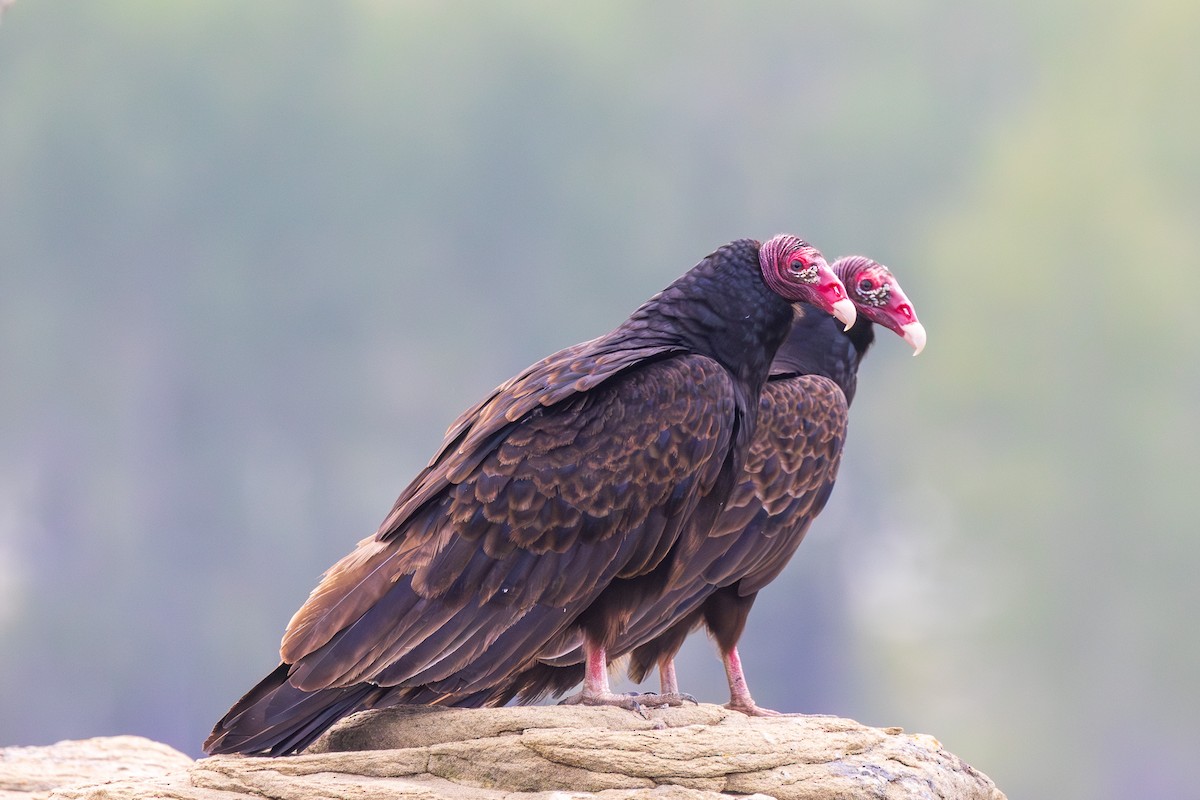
<box><xmin>0</xmin><ymin>736</ymin><xmax>192</xmax><ymax>799</ymax></box>
<box><xmin>1</xmin><ymin>704</ymin><xmax>1006</xmax><ymax>800</ymax></box>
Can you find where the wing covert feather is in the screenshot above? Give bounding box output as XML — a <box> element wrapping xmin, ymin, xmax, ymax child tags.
<box><xmin>378</xmin><ymin>333</ymin><xmax>686</xmax><ymax>536</ymax></box>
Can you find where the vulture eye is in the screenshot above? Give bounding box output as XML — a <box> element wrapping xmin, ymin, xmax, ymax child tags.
<box><xmin>857</xmin><ymin>278</ymin><xmax>874</xmax><ymax>292</ymax></box>
<box><xmin>787</xmin><ymin>258</ymin><xmax>818</xmax><ymax>283</ymax></box>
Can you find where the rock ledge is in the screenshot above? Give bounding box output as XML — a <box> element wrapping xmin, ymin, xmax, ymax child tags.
<box><xmin>2</xmin><ymin>704</ymin><xmax>1006</xmax><ymax>800</ymax></box>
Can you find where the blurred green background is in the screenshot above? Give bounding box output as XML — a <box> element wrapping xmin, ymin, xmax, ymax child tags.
<box><xmin>2</xmin><ymin>2</ymin><xmax>1197</xmax><ymax>797</ymax></box>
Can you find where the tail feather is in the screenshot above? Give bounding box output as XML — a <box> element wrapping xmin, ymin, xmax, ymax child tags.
<box><xmin>360</xmin><ymin>658</ymin><xmax>587</xmax><ymax>711</ymax></box>
<box><xmin>506</xmin><ymin>661</ymin><xmax>586</xmax><ymax>705</ymax></box>
<box><xmin>204</xmin><ymin>663</ymin><xmax>384</xmax><ymax>756</ymax></box>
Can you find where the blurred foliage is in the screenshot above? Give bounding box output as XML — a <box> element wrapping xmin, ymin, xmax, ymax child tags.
<box><xmin>1</xmin><ymin>2</ymin><xmax>1197</xmax><ymax>798</ymax></box>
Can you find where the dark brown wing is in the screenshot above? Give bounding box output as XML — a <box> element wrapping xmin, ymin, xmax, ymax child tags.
<box><xmin>694</xmin><ymin>373</ymin><xmax>847</xmax><ymax>594</ymax></box>
<box><xmin>280</xmin><ymin>331</ymin><xmax>682</xmax><ymax>660</ymax></box>
<box><xmin>277</xmin><ymin>352</ymin><xmax>738</xmax><ymax>695</ymax></box>
<box><xmin>371</xmin><ymin>329</ymin><xmax>691</xmax><ymax>547</ymax></box>
<box><xmin>622</xmin><ymin>372</ymin><xmax>847</xmax><ymax>678</ymax></box>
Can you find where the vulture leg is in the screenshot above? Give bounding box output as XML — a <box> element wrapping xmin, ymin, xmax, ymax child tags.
<box><xmin>704</xmin><ymin>587</ymin><xmax>778</xmax><ymax>715</ymax></box>
<box><xmin>660</xmin><ymin>658</ymin><xmax>679</xmax><ymax>695</ymax></box>
<box><xmin>722</xmin><ymin>645</ymin><xmax>781</xmax><ymax>717</ymax></box>
<box><xmin>557</xmin><ymin>639</ymin><xmax>646</xmax><ymax>715</ymax></box>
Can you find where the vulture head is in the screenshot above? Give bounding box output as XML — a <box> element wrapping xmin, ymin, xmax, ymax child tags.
<box><xmin>759</xmin><ymin>235</ymin><xmax>857</xmax><ymax>330</ymax></box>
<box><xmin>836</xmin><ymin>256</ymin><xmax>926</xmax><ymax>355</ymax></box>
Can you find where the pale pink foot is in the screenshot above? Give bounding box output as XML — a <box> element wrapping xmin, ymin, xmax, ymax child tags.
<box><xmin>725</xmin><ymin>699</ymin><xmax>783</xmax><ymax>716</ymax></box>
<box><xmin>556</xmin><ymin>639</ymin><xmax>646</xmax><ymax>716</ymax></box>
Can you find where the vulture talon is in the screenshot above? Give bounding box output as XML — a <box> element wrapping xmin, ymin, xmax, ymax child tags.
<box><xmin>558</xmin><ymin>691</ymin><xmax>648</xmax><ymax>717</ymax></box>
<box><xmin>638</xmin><ymin>691</ymin><xmax>698</xmax><ymax>708</ymax></box>
<box><xmin>725</xmin><ymin>701</ymin><xmax>784</xmax><ymax>717</ymax></box>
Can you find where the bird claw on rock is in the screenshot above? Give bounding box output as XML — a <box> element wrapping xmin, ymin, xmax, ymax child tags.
<box><xmin>725</xmin><ymin>700</ymin><xmax>784</xmax><ymax>717</ymax></box>
<box><xmin>632</xmin><ymin>691</ymin><xmax>698</xmax><ymax>708</ymax></box>
<box><xmin>558</xmin><ymin>691</ymin><xmax>648</xmax><ymax>718</ymax></box>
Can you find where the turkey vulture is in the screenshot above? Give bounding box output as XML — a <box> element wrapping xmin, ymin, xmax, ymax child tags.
<box><xmin>627</xmin><ymin>255</ymin><xmax>924</xmax><ymax>715</ymax></box>
<box><xmin>417</xmin><ymin>256</ymin><xmax>924</xmax><ymax>714</ymax></box>
<box><xmin>204</xmin><ymin>235</ymin><xmax>856</xmax><ymax>755</ymax></box>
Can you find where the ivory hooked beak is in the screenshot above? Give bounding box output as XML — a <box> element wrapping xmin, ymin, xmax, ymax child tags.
<box><xmin>831</xmin><ymin>298</ymin><xmax>857</xmax><ymax>331</ymax></box>
<box><xmin>901</xmin><ymin>321</ymin><xmax>927</xmax><ymax>356</ymax></box>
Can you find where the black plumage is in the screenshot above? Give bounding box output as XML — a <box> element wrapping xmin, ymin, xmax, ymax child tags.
<box><xmin>204</xmin><ymin>235</ymin><xmax>856</xmax><ymax>755</ymax></box>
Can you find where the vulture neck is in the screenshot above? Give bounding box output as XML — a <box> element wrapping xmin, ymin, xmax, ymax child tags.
<box><xmin>768</xmin><ymin>307</ymin><xmax>875</xmax><ymax>406</ymax></box>
<box><xmin>621</xmin><ymin>239</ymin><xmax>795</xmax><ymax>397</ymax></box>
